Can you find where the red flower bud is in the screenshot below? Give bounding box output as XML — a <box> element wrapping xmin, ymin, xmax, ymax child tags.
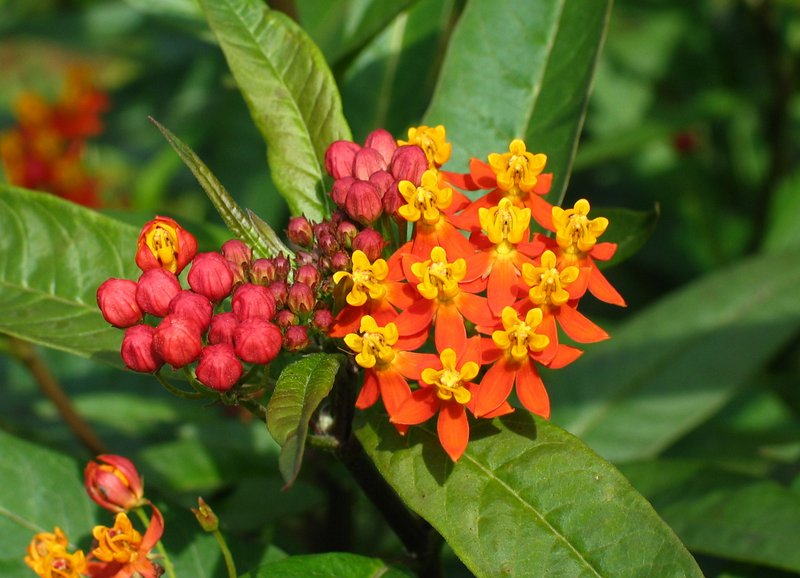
<box><xmin>284</xmin><ymin>325</ymin><xmax>310</xmax><ymax>351</ymax></box>
<box><xmin>84</xmin><ymin>454</ymin><xmax>145</xmax><ymax>513</ymax></box>
<box><xmin>136</xmin><ymin>268</ymin><xmax>181</xmax><ymax>318</ymax></box>
<box><xmin>154</xmin><ymin>315</ymin><xmax>203</xmax><ymax>368</ymax></box>
<box><xmin>195</xmin><ymin>343</ymin><xmax>243</xmax><ymax>392</ymax></box>
<box><xmin>352</xmin><ymin>228</ymin><xmax>386</xmax><ymax>262</ymax></box>
<box><xmin>311</xmin><ymin>309</ymin><xmax>334</xmax><ymax>333</ymax></box>
<box><xmin>121</xmin><ymin>324</ymin><xmax>163</xmax><ymax>373</ymax></box>
<box><xmin>294</xmin><ymin>250</ymin><xmax>315</xmax><ymax>267</ymax></box>
<box><xmin>317</xmin><ymin>230</ymin><xmax>339</xmax><ymax>254</ymax></box>
<box><xmin>336</xmin><ymin>219</ymin><xmax>358</xmax><ymax>248</ymax></box>
<box><xmin>345</xmin><ymin>180</ymin><xmax>382</xmax><ymax>225</ymax></box>
<box><xmin>221</xmin><ymin>239</ymin><xmax>252</xmax><ymax>270</ymax></box>
<box><xmin>288</xmin><ymin>282</ymin><xmax>315</xmax><ymax>315</ymax></box>
<box><xmin>250</xmin><ymin>258</ymin><xmax>276</xmax><ymax>285</ymax></box>
<box><xmin>324</xmin><ymin>140</ymin><xmax>360</xmax><ymax>179</ymax></box>
<box><xmin>188</xmin><ymin>252</ymin><xmax>234</xmax><ymax>302</ymax></box>
<box><xmin>274</xmin><ymin>309</ymin><xmax>297</xmax><ymax>328</ymax></box>
<box><xmin>295</xmin><ymin>264</ymin><xmax>320</xmax><ymax>289</ymax></box>
<box><xmin>168</xmin><ymin>290</ymin><xmax>213</xmax><ymax>333</ymax></box>
<box><xmin>369</xmin><ymin>170</ymin><xmax>394</xmax><ymax>199</ymax></box>
<box><xmin>353</xmin><ymin>147</ymin><xmax>387</xmax><ymax>180</ymax></box>
<box><xmin>232</xmin><ymin>283</ymin><xmax>276</xmax><ymax>321</ymax></box>
<box><xmin>97</xmin><ymin>278</ymin><xmax>142</xmax><ymax>328</ymax></box>
<box><xmin>330</xmin><ymin>251</ymin><xmax>350</xmax><ymax>271</ymax></box>
<box><xmin>331</xmin><ymin>176</ymin><xmax>355</xmax><ymax>207</ymax></box>
<box><xmin>273</xmin><ymin>253</ymin><xmax>291</xmax><ymax>280</ymax></box>
<box><xmin>268</xmin><ymin>281</ymin><xmax>289</xmax><ymax>309</ymax></box>
<box><xmin>390</xmin><ymin>145</ymin><xmax>427</xmax><ymax>185</ymax></box>
<box><xmin>208</xmin><ymin>312</ymin><xmax>239</xmax><ymax>346</ymax></box>
<box><xmin>364</xmin><ymin>128</ymin><xmax>397</xmax><ymax>166</ymax></box>
<box><xmin>234</xmin><ymin>318</ymin><xmax>282</xmax><ymax>364</ymax></box>
<box><xmin>135</xmin><ymin>216</ymin><xmax>197</xmax><ymax>274</ymax></box>
<box><xmin>287</xmin><ymin>216</ymin><xmax>313</xmax><ymax>248</ymax></box>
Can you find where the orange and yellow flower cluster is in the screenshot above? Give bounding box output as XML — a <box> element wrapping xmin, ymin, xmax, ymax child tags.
<box><xmin>0</xmin><ymin>67</ymin><xmax>108</xmax><ymax>207</ymax></box>
<box><xmin>333</xmin><ymin>127</ymin><xmax>625</xmax><ymax>461</ymax></box>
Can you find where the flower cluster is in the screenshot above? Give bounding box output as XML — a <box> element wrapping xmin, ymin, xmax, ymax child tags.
<box><xmin>332</xmin><ymin>127</ymin><xmax>625</xmax><ymax>461</ymax></box>
<box><xmin>25</xmin><ymin>455</ymin><xmax>163</xmax><ymax>578</ymax></box>
<box><xmin>0</xmin><ymin>67</ymin><xmax>108</xmax><ymax>207</ymax></box>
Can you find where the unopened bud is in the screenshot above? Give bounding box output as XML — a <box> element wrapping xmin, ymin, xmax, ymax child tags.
<box><xmin>353</xmin><ymin>147</ymin><xmax>387</xmax><ymax>180</ymax></box>
<box><xmin>345</xmin><ymin>180</ymin><xmax>382</xmax><ymax>225</ymax></box>
<box><xmin>311</xmin><ymin>309</ymin><xmax>334</xmax><ymax>333</ymax></box>
<box><xmin>121</xmin><ymin>324</ymin><xmax>163</xmax><ymax>373</ymax></box>
<box><xmin>331</xmin><ymin>176</ymin><xmax>355</xmax><ymax>207</ymax></box>
<box><xmin>336</xmin><ymin>220</ymin><xmax>358</xmax><ymax>249</ymax></box>
<box><xmin>330</xmin><ymin>251</ymin><xmax>350</xmax><ymax>272</ymax></box>
<box><xmin>232</xmin><ymin>283</ymin><xmax>276</xmax><ymax>321</ymax></box>
<box><xmin>288</xmin><ymin>282</ymin><xmax>315</xmax><ymax>315</ymax></box>
<box><xmin>191</xmin><ymin>497</ymin><xmax>219</xmax><ymax>532</ymax></box>
<box><xmin>208</xmin><ymin>312</ymin><xmax>239</xmax><ymax>346</ymax></box>
<box><xmin>153</xmin><ymin>315</ymin><xmax>203</xmax><ymax>368</ymax></box>
<box><xmin>168</xmin><ymin>291</ymin><xmax>213</xmax><ymax>333</ymax></box>
<box><xmin>325</xmin><ymin>140</ymin><xmax>360</xmax><ymax>179</ymax></box>
<box><xmin>284</xmin><ymin>325</ymin><xmax>310</xmax><ymax>351</ymax></box>
<box><xmin>136</xmin><ymin>269</ymin><xmax>181</xmax><ymax>318</ymax></box>
<box><xmin>390</xmin><ymin>145</ymin><xmax>428</xmax><ymax>185</ymax></box>
<box><xmin>268</xmin><ymin>281</ymin><xmax>289</xmax><ymax>309</ymax></box>
<box><xmin>274</xmin><ymin>309</ymin><xmax>297</xmax><ymax>328</ymax></box>
<box><xmin>234</xmin><ymin>318</ymin><xmax>282</xmax><ymax>364</ymax></box>
<box><xmin>352</xmin><ymin>228</ymin><xmax>386</xmax><ymax>262</ymax></box>
<box><xmin>364</xmin><ymin>128</ymin><xmax>397</xmax><ymax>166</ymax></box>
<box><xmin>295</xmin><ymin>264</ymin><xmax>320</xmax><ymax>289</ymax></box>
<box><xmin>97</xmin><ymin>278</ymin><xmax>142</xmax><ymax>328</ymax></box>
<box><xmin>250</xmin><ymin>258</ymin><xmax>276</xmax><ymax>285</ymax></box>
<box><xmin>287</xmin><ymin>216</ymin><xmax>313</xmax><ymax>248</ymax></box>
<box><xmin>221</xmin><ymin>239</ymin><xmax>252</xmax><ymax>270</ymax></box>
<box><xmin>196</xmin><ymin>343</ymin><xmax>242</xmax><ymax>392</ymax></box>
<box><xmin>273</xmin><ymin>253</ymin><xmax>291</xmax><ymax>280</ymax></box>
<box><xmin>188</xmin><ymin>252</ymin><xmax>234</xmax><ymax>302</ymax></box>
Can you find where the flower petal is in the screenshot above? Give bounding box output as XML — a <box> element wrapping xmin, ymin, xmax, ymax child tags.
<box><xmin>590</xmin><ymin>242</ymin><xmax>617</xmax><ymax>261</ymax></box>
<box><xmin>356</xmin><ymin>370</ymin><xmax>381</xmax><ymax>409</ymax></box>
<box><xmin>558</xmin><ymin>304</ymin><xmax>610</xmax><ymax>343</ymax></box>
<box><xmin>515</xmin><ymin>359</ymin><xmax>550</xmax><ymax>418</ymax></box>
<box><xmin>438</xmin><ymin>402</ymin><xmax>469</xmax><ymax>462</ymax></box>
<box><xmin>376</xmin><ymin>368</ymin><xmax>412</xmax><ymax>418</ymax></box>
<box><xmin>434</xmin><ymin>303</ymin><xmax>467</xmax><ymax>353</ymax></box>
<box><xmin>392</xmin><ymin>388</ymin><xmax>439</xmax><ymax>425</ymax></box>
<box><xmin>472</xmin><ymin>357</ymin><xmax>516</xmax><ymax>417</ymax></box>
<box><xmin>588</xmin><ymin>265</ymin><xmax>627</xmax><ymax>306</ymax></box>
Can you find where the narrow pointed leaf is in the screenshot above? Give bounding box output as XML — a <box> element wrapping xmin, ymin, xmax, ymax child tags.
<box><xmin>266</xmin><ymin>353</ymin><xmax>342</xmax><ymax>486</ymax></box>
<box><xmin>150</xmin><ymin>117</ymin><xmax>290</xmax><ymax>257</ymax></box>
<box><xmin>199</xmin><ymin>0</ymin><xmax>351</xmax><ymax>220</ymax></box>
<box><xmin>424</xmin><ymin>0</ymin><xmax>612</xmax><ymax>204</ymax></box>
<box><xmin>356</xmin><ymin>412</ymin><xmax>704</xmax><ymax>578</ymax></box>
<box><xmin>549</xmin><ymin>251</ymin><xmax>800</xmax><ymax>462</ymax></box>
<box><xmin>242</xmin><ymin>552</ymin><xmax>410</xmax><ymax>578</ymax></box>
<box><xmin>0</xmin><ymin>185</ymin><xmax>137</xmax><ymax>363</ymax></box>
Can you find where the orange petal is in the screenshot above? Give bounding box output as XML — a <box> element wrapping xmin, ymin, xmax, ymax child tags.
<box><xmin>386</xmin><ymin>280</ymin><xmax>418</xmax><ymax>310</ymax></box>
<box><xmin>528</xmin><ymin>194</ymin><xmax>554</xmax><ymax>231</ymax></box>
<box><xmin>438</xmin><ymin>402</ymin><xmax>469</xmax><ymax>461</ymax></box>
<box><xmin>470</xmin><ymin>158</ymin><xmax>498</xmax><ymax>189</ymax></box>
<box><xmin>463</xmin><ymin>249</ymin><xmax>493</xmax><ymax>286</ymax></box>
<box><xmin>141</xmin><ymin>503</ymin><xmax>165</xmax><ymax>551</ymax></box>
<box><xmin>437</xmin><ymin>221</ymin><xmax>477</xmax><ymax>259</ymax></box>
<box><xmin>588</xmin><ymin>266</ymin><xmax>627</xmax><ymax>307</ymax></box>
<box><xmin>356</xmin><ymin>370</ymin><xmax>381</xmax><ymax>409</ymax></box>
<box><xmin>376</xmin><ymin>368</ymin><xmax>412</xmax><ymax>417</ymax></box>
<box><xmin>441</xmin><ymin>169</ymin><xmax>478</xmax><ymax>191</ymax></box>
<box><xmin>394</xmin><ymin>351</ymin><xmax>440</xmax><ymax>381</ymax></box>
<box><xmin>472</xmin><ymin>357</ymin><xmax>516</xmax><ymax>417</ymax></box>
<box><xmin>487</xmin><ymin>258</ymin><xmax>521</xmax><ymax>316</ymax></box>
<box><xmin>434</xmin><ymin>303</ymin><xmax>467</xmax><ymax>353</ymax></box>
<box><xmin>566</xmin><ymin>267</ymin><xmax>591</xmax><ymax>301</ymax></box>
<box><xmin>457</xmin><ymin>292</ymin><xmax>497</xmax><ymax>328</ymax></box>
<box><xmin>480</xmin><ymin>336</ymin><xmax>503</xmax><ymax>364</ymax></box>
<box><xmin>392</xmin><ymin>387</ymin><xmax>439</xmax><ymax>425</ymax></box>
<box><xmin>481</xmin><ymin>400</ymin><xmax>515</xmax><ymax>419</ymax></box>
<box><xmin>546</xmin><ymin>343</ymin><xmax>583</xmax><ymax>369</ymax></box>
<box><xmin>515</xmin><ymin>359</ymin><xmax>550</xmax><ymax>419</ymax></box>
<box><xmin>557</xmin><ymin>304</ymin><xmax>609</xmax><ymax>343</ymax></box>
<box><xmin>394</xmin><ymin>300</ymin><xmax>435</xmax><ymax>337</ymax></box>
<box><xmin>532</xmin><ymin>172</ymin><xmax>553</xmax><ymax>196</ymax></box>
<box><xmin>448</xmin><ymin>188</ymin><xmax>472</xmax><ymax>214</ymax></box>
<box><xmin>590</xmin><ymin>242</ymin><xmax>617</xmax><ymax>261</ymax></box>
<box><xmin>328</xmin><ymin>305</ymin><xmax>362</xmax><ymax>337</ymax></box>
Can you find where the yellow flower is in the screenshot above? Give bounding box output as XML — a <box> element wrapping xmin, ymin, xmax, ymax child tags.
<box><xmin>92</xmin><ymin>512</ymin><xmax>143</xmax><ymax>564</ymax></box>
<box><xmin>478</xmin><ymin>197</ymin><xmax>531</xmax><ymax>253</ymax></box>
<box><xmin>492</xmin><ymin>307</ymin><xmax>550</xmax><ymax>363</ymax></box>
<box><xmin>410</xmin><ymin>246</ymin><xmax>466</xmax><ymax>302</ymax></box>
<box><xmin>421</xmin><ymin>348</ymin><xmax>478</xmax><ymax>404</ymax></box>
<box><xmin>397</xmin><ymin>169</ymin><xmax>453</xmax><ymax>225</ymax></box>
<box><xmin>488</xmin><ymin>139</ymin><xmax>547</xmax><ymax>196</ymax></box>
<box><xmin>521</xmin><ymin>250</ymin><xmax>579</xmax><ymax>308</ymax></box>
<box><xmin>398</xmin><ymin>125</ymin><xmax>451</xmax><ymax>168</ymax></box>
<box><xmin>24</xmin><ymin>528</ymin><xmax>87</xmax><ymax>578</ymax></box>
<box><xmin>552</xmin><ymin>198</ymin><xmax>609</xmax><ymax>257</ymax></box>
<box><xmin>332</xmin><ymin>250</ymin><xmax>388</xmax><ymax>307</ymax></box>
<box><xmin>344</xmin><ymin>315</ymin><xmax>399</xmax><ymax>369</ymax></box>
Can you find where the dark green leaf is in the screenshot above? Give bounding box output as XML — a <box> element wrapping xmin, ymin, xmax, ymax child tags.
<box><xmin>0</xmin><ymin>430</ymin><xmax>98</xmax><ymax>576</ymax></box>
<box><xmin>242</xmin><ymin>552</ymin><xmax>410</xmax><ymax>578</ymax></box>
<box><xmin>356</xmin><ymin>412</ymin><xmax>703</xmax><ymax>578</ymax></box>
<box><xmin>150</xmin><ymin>117</ymin><xmax>290</xmax><ymax>257</ymax></box>
<box><xmin>266</xmin><ymin>353</ymin><xmax>342</xmax><ymax>486</ymax></box>
<box><xmin>596</xmin><ymin>204</ymin><xmax>660</xmax><ymax>268</ymax></box>
<box><xmin>0</xmin><ymin>184</ymin><xmax>138</xmax><ymax>363</ymax></box>
<box><xmin>623</xmin><ymin>460</ymin><xmax>800</xmax><ymax>573</ymax></box>
<box><xmin>198</xmin><ymin>0</ymin><xmax>351</xmax><ymax>220</ymax></box>
<box><xmin>424</xmin><ymin>0</ymin><xmax>612</xmax><ymax>203</ymax></box>
<box><xmin>762</xmin><ymin>169</ymin><xmax>800</xmax><ymax>253</ymax></box>
<box><xmin>549</xmin><ymin>251</ymin><xmax>800</xmax><ymax>462</ymax></box>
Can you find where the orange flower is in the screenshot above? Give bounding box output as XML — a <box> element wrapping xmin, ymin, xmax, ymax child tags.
<box><xmin>391</xmin><ymin>338</ymin><xmax>512</xmax><ymax>461</ymax></box>
<box><xmin>135</xmin><ymin>216</ymin><xmax>198</xmax><ymax>275</ymax></box>
<box><xmin>90</xmin><ymin>506</ymin><xmax>164</xmax><ymax>578</ymax></box>
<box><xmin>84</xmin><ymin>454</ymin><xmax>145</xmax><ymax>513</ymax></box>
<box><xmin>25</xmin><ymin>527</ymin><xmax>87</xmax><ymax>578</ymax></box>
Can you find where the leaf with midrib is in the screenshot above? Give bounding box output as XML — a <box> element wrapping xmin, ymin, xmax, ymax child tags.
<box><xmin>198</xmin><ymin>0</ymin><xmax>351</xmax><ymax>221</ymax></box>
<box><xmin>356</xmin><ymin>411</ymin><xmax>704</xmax><ymax>578</ymax></box>
<box><xmin>424</xmin><ymin>0</ymin><xmax>612</xmax><ymax>205</ymax></box>
<box><xmin>0</xmin><ymin>184</ymin><xmax>138</xmax><ymax>363</ymax></box>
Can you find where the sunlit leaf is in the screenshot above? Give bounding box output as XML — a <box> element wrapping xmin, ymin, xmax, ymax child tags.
<box><xmin>242</xmin><ymin>552</ymin><xmax>410</xmax><ymax>578</ymax></box>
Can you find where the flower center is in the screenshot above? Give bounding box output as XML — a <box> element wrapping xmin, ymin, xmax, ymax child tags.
<box><xmin>411</xmin><ymin>246</ymin><xmax>466</xmax><ymax>302</ymax></box>
<box><xmin>522</xmin><ymin>250</ymin><xmax>579</xmax><ymax>308</ymax></box>
<box><xmin>145</xmin><ymin>224</ymin><xmax>179</xmax><ymax>272</ymax></box>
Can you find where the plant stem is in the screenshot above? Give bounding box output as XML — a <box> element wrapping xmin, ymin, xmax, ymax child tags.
<box><xmin>134</xmin><ymin>506</ymin><xmax>177</xmax><ymax>578</ymax></box>
<box><xmin>212</xmin><ymin>529</ymin><xmax>237</xmax><ymax>578</ymax></box>
<box><xmin>6</xmin><ymin>336</ymin><xmax>107</xmax><ymax>455</ymax></box>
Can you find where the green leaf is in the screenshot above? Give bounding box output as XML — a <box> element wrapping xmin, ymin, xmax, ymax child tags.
<box><xmin>762</xmin><ymin>169</ymin><xmax>800</xmax><ymax>253</ymax></box>
<box><xmin>0</xmin><ymin>184</ymin><xmax>138</xmax><ymax>363</ymax></box>
<box><xmin>596</xmin><ymin>204</ymin><xmax>660</xmax><ymax>268</ymax></box>
<box><xmin>549</xmin><ymin>250</ymin><xmax>800</xmax><ymax>462</ymax></box>
<box><xmin>356</xmin><ymin>412</ymin><xmax>703</xmax><ymax>578</ymax></box>
<box><xmin>623</xmin><ymin>460</ymin><xmax>800</xmax><ymax>573</ymax></box>
<box><xmin>266</xmin><ymin>353</ymin><xmax>342</xmax><ymax>486</ymax></box>
<box><xmin>423</xmin><ymin>0</ymin><xmax>612</xmax><ymax>203</ymax></box>
<box><xmin>243</xmin><ymin>552</ymin><xmax>410</xmax><ymax>578</ymax></box>
<box><xmin>0</xmin><ymin>430</ymin><xmax>99</xmax><ymax>576</ymax></box>
<box><xmin>198</xmin><ymin>0</ymin><xmax>352</xmax><ymax>220</ymax></box>
<box><xmin>150</xmin><ymin>117</ymin><xmax>290</xmax><ymax>258</ymax></box>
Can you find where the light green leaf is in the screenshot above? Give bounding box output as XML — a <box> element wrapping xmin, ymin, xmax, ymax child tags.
<box><xmin>762</xmin><ymin>169</ymin><xmax>800</xmax><ymax>253</ymax></box>
<box><xmin>199</xmin><ymin>0</ymin><xmax>352</xmax><ymax>220</ymax></box>
<box><xmin>243</xmin><ymin>552</ymin><xmax>410</xmax><ymax>578</ymax></box>
<box><xmin>356</xmin><ymin>412</ymin><xmax>703</xmax><ymax>578</ymax></box>
<box><xmin>0</xmin><ymin>430</ymin><xmax>99</xmax><ymax>576</ymax></box>
<box><xmin>0</xmin><ymin>184</ymin><xmax>138</xmax><ymax>363</ymax></box>
<box><xmin>150</xmin><ymin>117</ymin><xmax>290</xmax><ymax>258</ymax></box>
<box><xmin>266</xmin><ymin>353</ymin><xmax>342</xmax><ymax>486</ymax></box>
<box><xmin>424</xmin><ymin>0</ymin><xmax>612</xmax><ymax>203</ymax></box>
<box><xmin>549</xmin><ymin>251</ymin><xmax>800</xmax><ymax>462</ymax></box>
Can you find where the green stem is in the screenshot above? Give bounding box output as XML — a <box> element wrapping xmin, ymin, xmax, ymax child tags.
<box><xmin>213</xmin><ymin>529</ymin><xmax>237</xmax><ymax>578</ymax></box>
<box><xmin>134</xmin><ymin>507</ymin><xmax>177</xmax><ymax>578</ymax></box>
<box><xmin>154</xmin><ymin>372</ymin><xmax>207</xmax><ymax>400</ymax></box>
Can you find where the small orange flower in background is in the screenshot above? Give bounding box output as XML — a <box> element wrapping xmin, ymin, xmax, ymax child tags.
<box><xmin>0</xmin><ymin>66</ymin><xmax>108</xmax><ymax>207</ymax></box>
<box><xmin>91</xmin><ymin>508</ymin><xmax>164</xmax><ymax>578</ymax></box>
<box><xmin>25</xmin><ymin>527</ymin><xmax>87</xmax><ymax>578</ymax></box>
<box><xmin>85</xmin><ymin>455</ymin><xmax>146</xmax><ymax>513</ymax></box>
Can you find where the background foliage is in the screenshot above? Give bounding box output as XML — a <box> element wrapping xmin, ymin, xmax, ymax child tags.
<box><xmin>2</xmin><ymin>0</ymin><xmax>800</xmax><ymax>577</ymax></box>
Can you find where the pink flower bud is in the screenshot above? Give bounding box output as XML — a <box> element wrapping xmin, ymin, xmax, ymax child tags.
<box><xmin>336</xmin><ymin>219</ymin><xmax>358</xmax><ymax>248</ymax></box>
<box><xmin>228</xmin><ymin>259</ymin><xmax>246</xmax><ymax>285</ymax></box>
<box><xmin>250</xmin><ymin>258</ymin><xmax>276</xmax><ymax>285</ymax></box>
<box><xmin>294</xmin><ymin>250</ymin><xmax>315</xmax><ymax>267</ymax></box>
<box><xmin>317</xmin><ymin>230</ymin><xmax>339</xmax><ymax>255</ymax></box>
<box><xmin>313</xmin><ymin>220</ymin><xmax>335</xmax><ymax>240</ymax></box>
<box><xmin>295</xmin><ymin>264</ymin><xmax>320</xmax><ymax>289</ymax></box>
<box><xmin>331</xmin><ymin>176</ymin><xmax>355</xmax><ymax>207</ymax></box>
<box><xmin>232</xmin><ymin>283</ymin><xmax>276</xmax><ymax>321</ymax></box>
<box><xmin>195</xmin><ymin>344</ymin><xmax>243</xmax><ymax>392</ymax></box>
<box><xmin>352</xmin><ymin>228</ymin><xmax>386</xmax><ymax>262</ymax></box>
<box><xmin>135</xmin><ymin>215</ymin><xmax>198</xmax><ymax>274</ymax></box>
<box><xmin>369</xmin><ymin>170</ymin><xmax>394</xmax><ymax>199</ymax></box>
<box><xmin>234</xmin><ymin>318</ymin><xmax>282</xmax><ymax>364</ymax></box>
<box><xmin>382</xmin><ymin>183</ymin><xmax>404</xmax><ymax>216</ymax></box>
<box><xmin>154</xmin><ymin>315</ymin><xmax>203</xmax><ymax>368</ymax></box>
<box><xmin>208</xmin><ymin>312</ymin><xmax>239</xmax><ymax>346</ymax></box>
<box><xmin>284</xmin><ymin>325</ymin><xmax>310</xmax><ymax>352</ymax></box>
<box><xmin>273</xmin><ymin>253</ymin><xmax>291</xmax><ymax>280</ymax></box>
<box><xmin>345</xmin><ymin>180</ymin><xmax>382</xmax><ymax>225</ymax></box>
<box><xmin>325</xmin><ymin>140</ymin><xmax>360</xmax><ymax>179</ymax></box>
<box><xmin>288</xmin><ymin>282</ymin><xmax>315</xmax><ymax>315</ymax></box>
<box><xmin>136</xmin><ymin>269</ymin><xmax>181</xmax><ymax>318</ymax></box>
<box><xmin>97</xmin><ymin>278</ymin><xmax>142</xmax><ymax>328</ymax></box>
<box><xmin>268</xmin><ymin>281</ymin><xmax>289</xmax><ymax>309</ymax></box>
<box><xmin>274</xmin><ymin>309</ymin><xmax>297</xmax><ymax>328</ymax></box>
<box><xmin>121</xmin><ymin>324</ymin><xmax>163</xmax><ymax>373</ymax></box>
<box><xmin>84</xmin><ymin>455</ymin><xmax>145</xmax><ymax>513</ymax></box>
<box><xmin>330</xmin><ymin>251</ymin><xmax>350</xmax><ymax>271</ymax></box>
<box><xmin>287</xmin><ymin>216</ymin><xmax>313</xmax><ymax>248</ymax></box>
<box><xmin>188</xmin><ymin>252</ymin><xmax>234</xmax><ymax>302</ymax></box>
<box><xmin>168</xmin><ymin>291</ymin><xmax>213</xmax><ymax>333</ymax></box>
<box><xmin>390</xmin><ymin>145</ymin><xmax>427</xmax><ymax>185</ymax></box>
<box><xmin>364</xmin><ymin>128</ymin><xmax>397</xmax><ymax>166</ymax></box>
<box><xmin>221</xmin><ymin>239</ymin><xmax>252</xmax><ymax>270</ymax></box>
<box><xmin>311</xmin><ymin>309</ymin><xmax>334</xmax><ymax>333</ymax></box>
<box><xmin>353</xmin><ymin>148</ymin><xmax>387</xmax><ymax>180</ymax></box>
